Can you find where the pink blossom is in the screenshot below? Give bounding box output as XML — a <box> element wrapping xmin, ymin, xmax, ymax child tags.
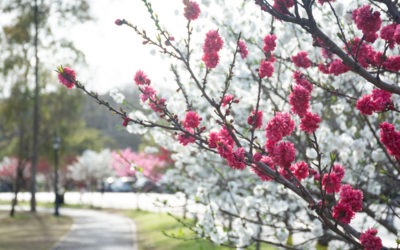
<box><xmin>140</xmin><ymin>85</ymin><xmax>156</xmax><ymax>102</ymax></box>
<box><xmin>202</xmin><ymin>52</ymin><xmax>220</xmax><ymax>69</ymax></box>
<box><xmin>394</xmin><ymin>25</ymin><xmax>400</xmax><ymax>44</ymax></box>
<box><xmin>382</xmin><ymin>55</ymin><xmax>400</xmax><ymax>72</ymax></box>
<box><xmin>318</xmin><ymin>63</ymin><xmax>330</xmax><ymax>74</ymax></box>
<box><xmin>57</xmin><ymin>66</ymin><xmax>76</xmax><ymax>89</ymax></box>
<box><xmin>263</xmin><ymin>34</ymin><xmax>277</xmax><ymax>53</ymax></box>
<box><xmin>339</xmin><ymin>184</ymin><xmax>363</xmax><ymax>212</ymax></box>
<box><xmin>322</xmin><ymin>172</ymin><xmax>342</xmax><ymax>194</ymax></box>
<box><xmin>247</xmin><ymin>110</ymin><xmax>263</xmax><ymax>129</ymax></box>
<box><xmin>208</xmin><ymin>127</ymin><xmax>235</xmax><ymax>151</ymax></box>
<box><xmin>265</xmin><ymin>112</ymin><xmax>295</xmax><ymax>145</ymax></box>
<box><xmin>360</xmin><ymin>228</ymin><xmax>383</xmax><ymax>250</ymax></box>
<box><xmin>380</xmin><ymin>23</ymin><xmax>397</xmax><ymax>49</ymax></box>
<box><xmin>290</xmin><ymin>161</ymin><xmax>309</xmax><ymax>181</ymax></box>
<box><xmin>356</xmin><ymin>95</ymin><xmax>375</xmax><ymax>115</ymax></box>
<box><xmin>328</xmin><ymin>59</ymin><xmax>349</xmax><ymax>75</ymax></box>
<box><xmin>134</xmin><ymin>70</ymin><xmax>151</xmax><ymax>86</ymax></box>
<box><xmin>253</xmin><ymin>152</ymin><xmax>262</xmax><ymax>162</ymax></box>
<box><xmin>183</xmin><ymin>0</ymin><xmax>200</xmax><ymax>21</ymax></box>
<box><xmin>218</xmin><ymin>127</ymin><xmax>235</xmax><ymax>147</ymax></box>
<box><xmin>379</xmin><ymin>122</ymin><xmax>400</xmax><ymax>159</ymax></box>
<box><xmin>237</xmin><ymin>40</ymin><xmax>248</xmax><ymax>59</ymax></box>
<box><xmin>300</xmin><ymin>112</ymin><xmax>321</xmax><ymax>134</ymax></box>
<box><xmin>271</xmin><ymin>141</ymin><xmax>296</xmax><ymax>168</ymax></box>
<box><xmin>291</xmin><ymin>51</ymin><xmax>312</xmax><ymax>68</ymax></box>
<box><xmin>356</xmin><ymin>89</ymin><xmax>393</xmax><ymax>115</ymax></box>
<box><xmin>178</xmin><ymin>129</ymin><xmax>196</xmax><ymax>146</ymax></box>
<box><xmin>258</xmin><ymin>60</ymin><xmax>274</xmax><ymax>78</ymax></box>
<box><xmin>183</xmin><ymin>111</ymin><xmax>201</xmax><ymax>129</ymax></box>
<box><xmin>203</xmin><ymin>30</ymin><xmax>223</xmax><ymax>54</ymax></box>
<box><xmin>227</xmin><ymin>147</ymin><xmax>246</xmax><ymax>170</ymax></box>
<box><xmin>217</xmin><ymin>142</ymin><xmax>234</xmax><ymax>159</ymax></box>
<box><xmin>252</xmin><ymin>156</ymin><xmax>274</xmax><ymax>181</ymax></box>
<box><xmin>289</xmin><ymin>85</ymin><xmax>310</xmax><ymax>117</ymax></box>
<box><xmin>371</xmin><ymin>89</ymin><xmax>392</xmax><ymax>112</ymax></box>
<box><xmin>273</xmin><ymin>0</ymin><xmax>294</xmax><ymax>15</ymax></box>
<box><xmin>333</xmin><ymin>164</ymin><xmax>345</xmax><ymax>180</ymax></box>
<box><xmin>208</xmin><ymin>131</ymin><xmax>219</xmax><ymax>148</ymax></box>
<box><xmin>221</xmin><ymin>94</ymin><xmax>236</xmax><ymax>107</ymax></box>
<box><xmin>352</xmin><ymin>5</ymin><xmax>382</xmax><ymax>43</ymax></box>
<box><xmin>293</xmin><ymin>71</ymin><xmax>313</xmax><ymax>92</ymax></box>
<box><xmin>347</xmin><ymin>38</ymin><xmax>376</xmax><ymax>68</ymax></box>
<box><xmin>332</xmin><ymin>202</ymin><xmax>355</xmax><ymax>224</ymax></box>
<box><xmin>149</xmin><ymin>97</ymin><xmax>166</xmax><ymax>113</ymax></box>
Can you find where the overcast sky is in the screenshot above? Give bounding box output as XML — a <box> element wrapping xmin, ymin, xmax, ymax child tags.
<box><xmin>70</xmin><ymin>0</ymin><xmax>184</xmax><ymax>94</ymax></box>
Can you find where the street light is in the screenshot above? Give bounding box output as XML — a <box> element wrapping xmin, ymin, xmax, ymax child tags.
<box><xmin>53</xmin><ymin>136</ymin><xmax>61</xmax><ymax>216</ymax></box>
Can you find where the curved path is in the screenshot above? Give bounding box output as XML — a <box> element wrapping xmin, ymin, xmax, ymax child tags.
<box><xmin>51</xmin><ymin>208</ymin><xmax>137</xmax><ymax>250</ymax></box>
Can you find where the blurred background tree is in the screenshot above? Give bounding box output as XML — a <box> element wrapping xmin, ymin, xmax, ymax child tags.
<box><xmin>0</xmin><ymin>0</ymin><xmax>95</xmax><ymax>213</ymax></box>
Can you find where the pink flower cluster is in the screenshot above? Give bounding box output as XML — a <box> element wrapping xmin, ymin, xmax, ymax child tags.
<box><xmin>183</xmin><ymin>111</ymin><xmax>201</xmax><ymax>129</ymax></box>
<box><xmin>134</xmin><ymin>70</ymin><xmax>166</xmax><ymax>114</ymax></box>
<box><xmin>321</xmin><ymin>164</ymin><xmax>345</xmax><ymax>194</ymax></box>
<box><xmin>247</xmin><ymin>110</ymin><xmax>263</xmax><ymax>129</ymax></box>
<box><xmin>177</xmin><ymin>111</ymin><xmax>203</xmax><ymax>146</ymax></box>
<box><xmin>379</xmin><ymin>122</ymin><xmax>400</xmax><ymax>160</ymax></box>
<box><xmin>290</xmin><ymin>161</ymin><xmax>309</xmax><ymax>181</ymax></box>
<box><xmin>360</xmin><ymin>228</ymin><xmax>383</xmax><ymax>250</ymax></box>
<box><xmin>178</xmin><ymin>129</ymin><xmax>196</xmax><ymax>145</ymax></box>
<box><xmin>273</xmin><ymin>0</ymin><xmax>294</xmax><ymax>15</ymax></box>
<box><xmin>264</xmin><ymin>113</ymin><xmax>299</xmax><ymax>172</ymax></box>
<box><xmin>183</xmin><ymin>0</ymin><xmax>200</xmax><ymax>21</ymax></box>
<box><xmin>202</xmin><ymin>30</ymin><xmax>224</xmax><ymax>69</ymax></box>
<box><xmin>237</xmin><ymin>40</ymin><xmax>248</xmax><ymax>59</ymax></box>
<box><xmin>319</xmin><ymin>33</ymin><xmax>400</xmax><ymax>75</ymax></box>
<box><xmin>57</xmin><ymin>66</ymin><xmax>76</xmax><ymax>89</ymax></box>
<box><xmin>259</xmin><ymin>60</ymin><xmax>274</xmax><ymax>78</ymax></box>
<box><xmin>263</xmin><ymin>34</ymin><xmax>277</xmax><ymax>54</ymax></box>
<box><xmin>332</xmin><ymin>184</ymin><xmax>363</xmax><ymax>224</ymax></box>
<box><xmin>265</xmin><ymin>112</ymin><xmax>295</xmax><ymax>149</ymax></box>
<box><xmin>318</xmin><ymin>59</ymin><xmax>349</xmax><ymax>76</ymax></box>
<box><xmin>291</xmin><ymin>51</ymin><xmax>312</xmax><ymax>68</ymax></box>
<box><xmin>258</xmin><ymin>34</ymin><xmax>277</xmax><ymax>79</ymax></box>
<box><xmin>252</xmin><ymin>155</ymin><xmax>274</xmax><ymax>181</ymax></box>
<box><xmin>356</xmin><ymin>89</ymin><xmax>393</xmax><ymax>115</ymax></box>
<box><xmin>352</xmin><ymin>5</ymin><xmax>382</xmax><ymax>43</ymax></box>
<box><xmin>209</xmin><ymin>127</ymin><xmax>246</xmax><ymax>170</ymax></box>
<box><xmin>220</xmin><ymin>94</ymin><xmax>238</xmax><ymax>107</ymax></box>
<box><xmin>289</xmin><ymin>72</ymin><xmax>321</xmax><ymax>134</ymax></box>
<box><xmin>380</xmin><ymin>23</ymin><xmax>400</xmax><ymax>49</ymax></box>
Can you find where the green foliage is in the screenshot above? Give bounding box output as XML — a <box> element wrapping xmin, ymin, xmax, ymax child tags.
<box><xmin>0</xmin><ymin>86</ymin><xmax>112</xmax><ymax>163</ymax></box>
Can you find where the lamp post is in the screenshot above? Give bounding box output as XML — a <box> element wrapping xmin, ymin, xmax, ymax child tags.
<box><xmin>53</xmin><ymin>136</ymin><xmax>61</xmax><ymax>216</ymax></box>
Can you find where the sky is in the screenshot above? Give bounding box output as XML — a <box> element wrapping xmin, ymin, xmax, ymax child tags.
<box><xmin>69</xmin><ymin>0</ymin><xmax>185</xmax><ymax>94</ymax></box>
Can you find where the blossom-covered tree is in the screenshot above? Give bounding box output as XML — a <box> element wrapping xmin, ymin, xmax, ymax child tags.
<box><xmin>111</xmin><ymin>147</ymin><xmax>169</xmax><ymax>182</ymax></box>
<box><xmin>58</xmin><ymin>0</ymin><xmax>400</xmax><ymax>249</ymax></box>
<box><xmin>67</xmin><ymin>149</ymin><xmax>113</xmax><ymax>190</ymax></box>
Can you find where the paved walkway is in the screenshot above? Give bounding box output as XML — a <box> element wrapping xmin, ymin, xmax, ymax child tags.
<box><xmin>52</xmin><ymin>208</ymin><xmax>137</xmax><ymax>250</ymax></box>
<box><xmin>0</xmin><ymin>205</ymin><xmax>137</xmax><ymax>250</ymax></box>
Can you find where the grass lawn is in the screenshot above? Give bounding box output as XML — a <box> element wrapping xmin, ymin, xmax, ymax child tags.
<box><xmin>0</xmin><ymin>210</ymin><xmax>72</xmax><ymax>250</ymax></box>
<box><xmin>125</xmin><ymin>210</ymin><xmax>276</xmax><ymax>250</ymax></box>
